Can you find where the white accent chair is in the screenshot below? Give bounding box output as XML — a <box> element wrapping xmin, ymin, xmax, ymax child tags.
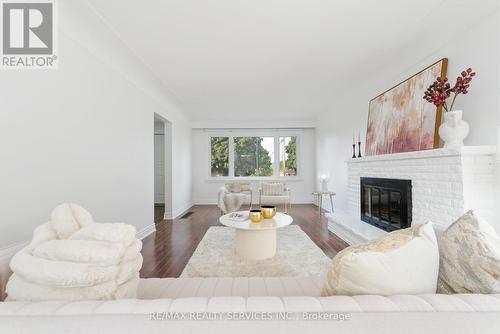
<box><xmin>259</xmin><ymin>181</ymin><xmax>291</xmax><ymax>213</ymax></box>
<box><xmin>217</xmin><ymin>182</ymin><xmax>253</xmax><ymax>214</ymax></box>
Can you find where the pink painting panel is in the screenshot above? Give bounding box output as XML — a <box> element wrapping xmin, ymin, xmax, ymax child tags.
<box><xmin>365</xmin><ymin>61</ymin><xmax>445</xmax><ymax>155</ymax></box>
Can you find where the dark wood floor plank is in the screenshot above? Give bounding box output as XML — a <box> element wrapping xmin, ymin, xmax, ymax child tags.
<box><xmin>140</xmin><ymin>204</ymin><xmax>349</xmax><ymax>278</ymax></box>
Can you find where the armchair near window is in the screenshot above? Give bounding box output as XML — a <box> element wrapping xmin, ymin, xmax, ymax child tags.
<box><xmin>259</xmin><ymin>182</ymin><xmax>291</xmax><ymax>213</ymax></box>
<box><xmin>224</xmin><ymin>182</ymin><xmax>252</xmax><ymax>206</ymax></box>
<box><xmin>217</xmin><ymin>182</ymin><xmax>253</xmax><ymax>215</ymax></box>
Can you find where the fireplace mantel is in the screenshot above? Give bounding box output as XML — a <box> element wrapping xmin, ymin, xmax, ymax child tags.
<box><xmin>328</xmin><ymin>146</ymin><xmax>496</xmax><ymax>245</ymax></box>
<box><xmin>346</xmin><ymin>146</ymin><xmax>496</xmax><ymax>164</ymax></box>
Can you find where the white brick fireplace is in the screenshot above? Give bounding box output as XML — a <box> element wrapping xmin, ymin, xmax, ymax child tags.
<box><xmin>327</xmin><ymin>146</ymin><xmax>497</xmax><ymax>245</ymax></box>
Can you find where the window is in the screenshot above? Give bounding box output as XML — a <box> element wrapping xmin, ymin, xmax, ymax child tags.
<box><xmin>279</xmin><ymin>136</ymin><xmax>297</xmax><ymax>176</ymax></box>
<box><xmin>210</xmin><ymin>134</ymin><xmax>299</xmax><ymax>178</ymax></box>
<box><xmin>210</xmin><ymin>137</ymin><xmax>229</xmax><ymax>176</ymax></box>
<box><xmin>234</xmin><ymin>137</ymin><xmax>274</xmax><ymax>176</ymax></box>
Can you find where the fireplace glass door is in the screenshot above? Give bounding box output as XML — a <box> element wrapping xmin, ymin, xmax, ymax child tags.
<box><xmin>360</xmin><ymin>178</ymin><xmax>411</xmax><ymax>231</ymax></box>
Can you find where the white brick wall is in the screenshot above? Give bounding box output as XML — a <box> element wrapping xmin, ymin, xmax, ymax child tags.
<box><xmin>346</xmin><ymin>146</ymin><xmax>496</xmax><ymax>231</ymax></box>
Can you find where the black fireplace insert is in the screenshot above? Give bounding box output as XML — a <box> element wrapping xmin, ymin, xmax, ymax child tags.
<box><xmin>360</xmin><ymin>177</ymin><xmax>412</xmax><ymax>231</ymax></box>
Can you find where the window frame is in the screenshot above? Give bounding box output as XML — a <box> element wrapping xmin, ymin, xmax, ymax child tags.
<box><xmin>207</xmin><ymin>131</ymin><xmax>301</xmax><ymax>180</ymax></box>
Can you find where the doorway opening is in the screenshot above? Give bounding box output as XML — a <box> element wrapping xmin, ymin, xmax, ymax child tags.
<box><xmin>154</xmin><ymin>114</ymin><xmax>172</xmax><ymax>223</ymax></box>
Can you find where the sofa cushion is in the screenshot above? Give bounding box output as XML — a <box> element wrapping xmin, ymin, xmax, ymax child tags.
<box><xmin>322</xmin><ymin>222</ymin><xmax>439</xmax><ymax>296</ymax></box>
<box><xmin>438</xmin><ymin>210</ymin><xmax>500</xmax><ymax>294</ymax></box>
<box><xmin>2</xmin><ymin>293</ymin><xmax>500</xmax><ymax>316</ymax></box>
<box><xmin>260</xmin><ymin>195</ymin><xmax>290</xmax><ymax>204</ymax></box>
<box><xmin>137</xmin><ymin>276</ymin><xmax>325</xmax><ymax>299</ymax></box>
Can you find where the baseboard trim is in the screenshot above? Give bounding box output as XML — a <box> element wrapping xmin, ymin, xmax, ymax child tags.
<box><xmin>136</xmin><ymin>224</ymin><xmax>156</xmax><ymax>240</ymax></box>
<box><xmin>164</xmin><ymin>202</ymin><xmax>194</xmax><ymax>220</ymax></box>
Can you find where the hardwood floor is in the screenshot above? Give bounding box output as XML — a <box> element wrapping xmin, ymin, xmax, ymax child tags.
<box><xmin>140</xmin><ymin>204</ymin><xmax>349</xmax><ymax>278</ymax></box>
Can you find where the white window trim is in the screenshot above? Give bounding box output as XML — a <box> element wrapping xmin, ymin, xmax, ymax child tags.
<box><xmin>207</xmin><ymin>131</ymin><xmax>301</xmax><ymax>180</ymax></box>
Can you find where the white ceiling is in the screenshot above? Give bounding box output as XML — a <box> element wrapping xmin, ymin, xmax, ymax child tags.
<box><xmin>87</xmin><ymin>0</ymin><xmax>498</xmax><ymax>124</ymax></box>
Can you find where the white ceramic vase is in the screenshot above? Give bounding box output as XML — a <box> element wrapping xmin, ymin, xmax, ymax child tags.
<box><xmin>438</xmin><ymin>110</ymin><xmax>469</xmax><ymax>148</ymax></box>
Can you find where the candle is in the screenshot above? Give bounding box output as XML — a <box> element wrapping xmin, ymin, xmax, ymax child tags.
<box><xmin>353</xmin><ymin>133</ymin><xmax>355</xmax><ymax>145</ymax></box>
<box><xmin>358</xmin><ymin>131</ymin><xmax>361</xmax><ymax>143</ymax></box>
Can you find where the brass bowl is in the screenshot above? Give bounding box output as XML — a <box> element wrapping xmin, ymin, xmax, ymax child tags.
<box><xmin>260</xmin><ymin>205</ymin><xmax>276</xmax><ymax>219</ymax></box>
<box><xmin>249</xmin><ymin>209</ymin><xmax>263</xmax><ymax>223</ymax></box>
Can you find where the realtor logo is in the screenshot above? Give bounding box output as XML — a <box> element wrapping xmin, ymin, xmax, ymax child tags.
<box><xmin>1</xmin><ymin>0</ymin><xmax>57</xmax><ymax>69</ymax></box>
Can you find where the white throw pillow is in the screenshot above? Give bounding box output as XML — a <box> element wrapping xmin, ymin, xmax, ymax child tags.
<box><xmin>438</xmin><ymin>210</ymin><xmax>500</xmax><ymax>294</ymax></box>
<box><xmin>322</xmin><ymin>222</ymin><xmax>439</xmax><ymax>296</ymax></box>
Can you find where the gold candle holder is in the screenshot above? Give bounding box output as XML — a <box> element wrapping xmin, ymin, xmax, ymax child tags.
<box><xmin>260</xmin><ymin>205</ymin><xmax>276</xmax><ymax>219</ymax></box>
<box><xmin>249</xmin><ymin>209</ymin><xmax>263</xmax><ymax>223</ymax></box>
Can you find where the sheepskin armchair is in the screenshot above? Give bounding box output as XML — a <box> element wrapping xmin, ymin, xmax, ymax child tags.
<box><xmin>224</xmin><ymin>182</ymin><xmax>252</xmax><ymax>205</ymax></box>
<box><xmin>217</xmin><ymin>186</ymin><xmax>247</xmax><ymax>214</ymax></box>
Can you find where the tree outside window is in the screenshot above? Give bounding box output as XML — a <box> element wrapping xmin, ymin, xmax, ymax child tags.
<box><xmin>234</xmin><ymin>137</ymin><xmax>274</xmax><ymax>176</ymax></box>
<box><xmin>210</xmin><ymin>134</ymin><xmax>297</xmax><ymax>178</ymax></box>
<box><xmin>210</xmin><ymin>137</ymin><xmax>229</xmax><ymax>176</ymax></box>
<box><xmin>279</xmin><ymin>136</ymin><xmax>297</xmax><ymax>176</ymax></box>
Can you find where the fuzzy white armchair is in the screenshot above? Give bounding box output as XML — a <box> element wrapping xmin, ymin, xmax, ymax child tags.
<box><xmin>224</xmin><ymin>182</ymin><xmax>252</xmax><ymax>206</ymax></box>
<box><xmin>259</xmin><ymin>182</ymin><xmax>291</xmax><ymax>213</ymax></box>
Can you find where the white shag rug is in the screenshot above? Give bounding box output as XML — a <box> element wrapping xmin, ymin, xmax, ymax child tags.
<box><xmin>180</xmin><ymin>225</ymin><xmax>331</xmax><ymax>277</ymax></box>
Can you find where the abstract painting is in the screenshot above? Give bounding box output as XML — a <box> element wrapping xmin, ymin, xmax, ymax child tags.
<box><xmin>365</xmin><ymin>59</ymin><xmax>447</xmax><ymax>155</ymax></box>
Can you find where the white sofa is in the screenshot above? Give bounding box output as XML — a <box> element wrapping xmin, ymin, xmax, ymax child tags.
<box><xmin>1</xmin><ymin>276</ymin><xmax>500</xmax><ymax>334</ymax></box>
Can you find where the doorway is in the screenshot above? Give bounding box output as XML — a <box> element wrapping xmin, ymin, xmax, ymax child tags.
<box><xmin>154</xmin><ymin>115</ymin><xmax>172</xmax><ymax>223</ymax></box>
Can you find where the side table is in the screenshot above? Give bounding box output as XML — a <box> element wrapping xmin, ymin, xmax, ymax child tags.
<box><xmin>312</xmin><ymin>191</ymin><xmax>335</xmax><ymax>215</ymax></box>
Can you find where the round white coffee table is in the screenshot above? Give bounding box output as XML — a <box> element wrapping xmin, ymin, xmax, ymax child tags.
<box><xmin>219</xmin><ymin>211</ymin><xmax>293</xmax><ymax>260</ymax></box>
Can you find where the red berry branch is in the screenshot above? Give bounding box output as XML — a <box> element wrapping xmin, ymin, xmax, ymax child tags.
<box><xmin>423</xmin><ymin>67</ymin><xmax>476</xmax><ymax>112</ymax></box>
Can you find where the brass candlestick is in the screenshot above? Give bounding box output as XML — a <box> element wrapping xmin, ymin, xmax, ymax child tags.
<box><xmin>352</xmin><ymin>144</ymin><xmax>356</xmax><ymax>158</ymax></box>
<box><xmin>357</xmin><ymin>141</ymin><xmax>362</xmax><ymax>158</ymax></box>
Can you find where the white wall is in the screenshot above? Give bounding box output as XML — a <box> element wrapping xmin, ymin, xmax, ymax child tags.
<box><xmin>154</xmin><ymin>124</ymin><xmax>165</xmax><ymax>204</ymax></box>
<box><xmin>192</xmin><ymin>128</ymin><xmax>316</xmax><ymax>205</ymax></box>
<box><xmin>171</xmin><ymin>122</ymin><xmax>193</xmax><ymax>217</ymax></box>
<box><xmin>0</xmin><ymin>1</ymin><xmax>192</xmax><ymax>247</ymax></box>
<box><xmin>316</xmin><ymin>10</ymin><xmax>500</xmax><ymax>214</ymax></box>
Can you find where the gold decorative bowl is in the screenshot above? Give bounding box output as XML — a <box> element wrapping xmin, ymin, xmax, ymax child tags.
<box><xmin>260</xmin><ymin>205</ymin><xmax>276</xmax><ymax>219</ymax></box>
<box><xmin>249</xmin><ymin>209</ymin><xmax>263</xmax><ymax>223</ymax></box>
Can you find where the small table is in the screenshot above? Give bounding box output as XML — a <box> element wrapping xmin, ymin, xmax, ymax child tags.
<box><xmin>219</xmin><ymin>211</ymin><xmax>293</xmax><ymax>260</ymax></box>
<box><xmin>312</xmin><ymin>191</ymin><xmax>335</xmax><ymax>215</ymax></box>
